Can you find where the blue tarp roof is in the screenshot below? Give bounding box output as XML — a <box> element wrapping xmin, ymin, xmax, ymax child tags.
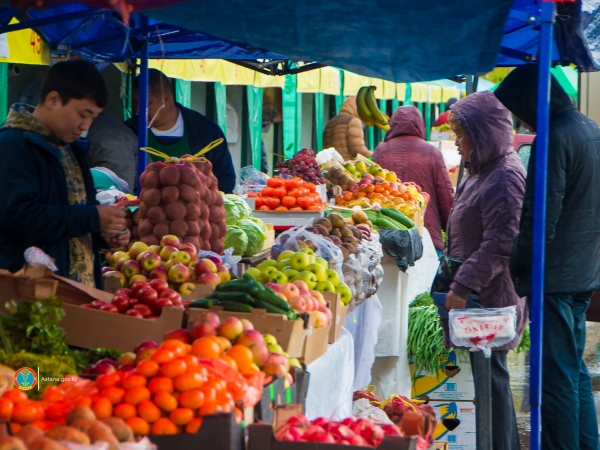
<box><xmin>2</xmin><ymin>0</ymin><xmax>599</xmax><ymax>81</ymax></box>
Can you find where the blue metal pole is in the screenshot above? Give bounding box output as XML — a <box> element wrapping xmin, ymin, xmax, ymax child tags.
<box><xmin>530</xmin><ymin>3</ymin><xmax>555</xmax><ymax>450</ymax></box>
<box><xmin>136</xmin><ymin>18</ymin><xmax>149</xmax><ymax>192</ymax></box>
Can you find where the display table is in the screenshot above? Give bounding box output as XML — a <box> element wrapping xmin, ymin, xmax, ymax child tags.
<box><xmin>370</xmin><ymin>229</ymin><xmax>439</xmax><ymax>398</ymax></box>
<box><xmin>343</xmin><ymin>295</ymin><xmax>382</xmax><ymax>390</ymax></box>
<box><xmin>305</xmin><ymin>329</ymin><xmax>355</xmax><ymax>420</ymax></box>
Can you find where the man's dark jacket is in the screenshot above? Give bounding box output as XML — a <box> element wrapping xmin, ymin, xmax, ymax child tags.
<box><xmin>495</xmin><ymin>64</ymin><xmax>600</xmax><ymax>296</ymax></box>
<box><xmin>0</xmin><ymin>128</ymin><xmax>104</xmax><ymax>286</ymax></box>
<box><xmin>126</xmin><ymin>104</ymin><xmax>236</xmax><ymax>194</ymax></box>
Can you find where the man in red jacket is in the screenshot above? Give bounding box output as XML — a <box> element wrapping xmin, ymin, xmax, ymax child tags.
<box><xmin>373</xmin><ymin>106</ymin><xmax>454</xmax><ymax>255</ymax></box>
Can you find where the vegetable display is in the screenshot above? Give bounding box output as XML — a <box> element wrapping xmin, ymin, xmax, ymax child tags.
<box><xmin>223</xmin><ymin>194</ymin><xmax>269</xmax><ymax>257</ymax></box>
<box><xmin>252</xmin><ymin>177</ymin><xmax>325</xmax><ymax>211</ymax></box>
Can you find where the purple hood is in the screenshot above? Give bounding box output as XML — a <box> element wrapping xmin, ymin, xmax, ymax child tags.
<box><xmin>450</xmin><ymin>91</ymin><xmax>514</xmax><ymax>175</ymax></box>
<box><xmin>384</xmin><ymin>106</ymin><xmax>425</xmax><ymax>141</ymax></box>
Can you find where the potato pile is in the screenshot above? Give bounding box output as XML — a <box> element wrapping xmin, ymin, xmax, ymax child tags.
<box><xmin>137</xmin><ymin>159</ymin><xmax>226</xmax><ymax>254</ymax></box>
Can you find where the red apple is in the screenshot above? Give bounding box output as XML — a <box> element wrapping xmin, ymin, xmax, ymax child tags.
<box><xmin>241</xmin><ymin>318</ymin><xmax>254</xmax><ymax>331</ymax></box>
<box><xmin>171</xmin><ymin>301</ymin><xmax>184</xmax><ymax>308</ymax></box>
<box><xmin>128</xmin><ymin>274</ymin><xmax>148</xmax><ymax>287</ymax></box>
<box><xmin>133</xmin><ymin>304</ymin><xmax>154</xmax><ymax>318</ymax></box>
<box><xmin>139</xmin><ymin>252</ymin><xmax>162</xmax><ymax>272</ymax></box>
<box><xmin>179</xmin><ymin>243</ymin><xmax>198</xmax><ymax>261</ymax></box>
<box><xmin>128</xmin><ymin>297</ymin><xmax>140</xmax><ymax>308</ymax></box>
<box><xmin>128</xmin><ymin>241</ymin><xmax>149</xmax><ymax>260</ymax></box>
<box><xmin>249</xmin><ymin>343</ymin><xmax>269</xmax><ymax>367</ymax></box>
<box><xmin>160</xmin><ymin>234</ymin><xmax>181</xmax><ymax>249</ymax></box>
<box><xmin>206</xmin><ymin>255</ymin><xmax>222</xmax><ymax>266</ymax></box>
<box><xmin>133</xmin><ymin>340</ymin><xmax>158</xmax><ymax>355</ymax></box>
<box><xmin>198</xmin><ymin>272</ymin><xmax>220</xmax><ymax>287</ymax></box>
<box><xmin>100</xmin><ymin>304</ymin><xmax>119</xmax><ymax>313</ymax></box>
<box><xmin>160</xmin><ymin>245</ymin><xmax>179</xmax><ymax>262</ymax></box>
<box><xmin>194</xmin><ymin>258</ymin><xmax>217</xmax><ymax>276</ymax></box>
<box><xmin>137</xmin><ymin>286</ymin><xmax>158</xmax><ymax>306</ymax></box>
<box><xmin>118</xmin><ymin>363</ymin><xmax>136</xmax><ymax>372</ymax></box>
<box><xmin>102</xmin><ymin>266</ymin><xmax>111</xmax><ymax>275</ymax></box>
<box><xmin>235</xmin><ymin>329</ymin><xmax>265</xmax><ymax>347</ymax></box>
<box><xmin>121</xmin><ymin>259</ymin><xmax>142</xmax><ymax>280</ymax></box>
<box><xmin>153</xmin><ymin>298</ymin><xmax>173</xmax><ymax>315</ymax></box>
<box><xmin>91</xmin><ymin>300</ymin><xmax>107</xmax><ymax>309</ymax></box>
<box><xmin>149</xmin><ymin>266</ymin><xmax>168</xmax><ymax>282</ymax></box>
<box><xmin>217</xmin><ymin>317</ymin><xmax>243</xmax><ymax>341</ymax></box>
<box><xmin>182</xmin><ymin>300</ymin><xmax>192</xmax><ymax>309</ymax></box>
<box><xmin>168</xmin><ymin>264</ymin><xmax>190</xmax><ymax>284</ymax></box>
<box><xmin>191</xmin><ymin>320</ymin><xmax>217</xmax><ymax>339</ymax></box>
<box><xmin>163</xmin><ymin>328</ymin><xmax>192</xmax><ymax>344</ymax></box>
<box><xmin>116</xmin><ymin>288</ymin><xmax>132</xmax><ymax>297</ymax></box>
<box><xmin>216</xmin><ymin>265</ymin><xmax>231</xmax><ymax>283</ymax></box>
<box><xmin>149</xmin><ymin>278</ymin><xmax>169</xmax><ymax>293</ymax></box>
<box><xmin>81</xmin><ymin>303</ymin><xmax>93</xmax><ymax>308</ymax></box>
<box><xmin>131</xmin><ymin>281</ymin><xmax>151</xmax><ymax>298</ymax></box>
<box><xmin>115</xmin><ymin>259</ymin><xmax>127</xmax><ymax>272</ymax></box>
<box><xmin>111</xmin><ymin>294</ymin><xmax>130</xmax><ymax>313</ymax></box>
<box><xmin>193</xmin><ymin>312</ymin><xmax>220</xmax><ymax>328</ymax></box>
<box><xmin>266</xmin><ymin>353</ymin><xmax>290</xmax><ymax>371</ymax></box>
<box><xmin>91</xmin><ymin>362</ymin><xmax>116</xmax><ymax>375</ymax></box>
<box><xmin>161</xmin><ymin>289</ymin><xmax>182</xmax><ymax>303</ymax></box>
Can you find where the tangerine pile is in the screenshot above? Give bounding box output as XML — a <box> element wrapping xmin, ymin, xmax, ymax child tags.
<box><xmin>1</xmin><ymin>336</ymin><xmax>261</xmax><ymax>436</ymax></box>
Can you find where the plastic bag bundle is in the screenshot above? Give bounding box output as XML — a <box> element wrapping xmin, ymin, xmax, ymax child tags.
<box><xmin>449</xmin><ymin>306</ymin><xmax>517</xmax><ymax>358</ymax></box>
<box><xmin>240</xmin><ymin>166</ymin><xmax>269</xmax><ymax>186</ymax></box>
<box><xmin>352</xmin><ymin>398</ymin><xmax>394</xmax><ymax>425</ymax></box>
<box><xmin>24</xmin><ymin>247</ymin><xmax>58</xmax><ymax>272</ymax></box>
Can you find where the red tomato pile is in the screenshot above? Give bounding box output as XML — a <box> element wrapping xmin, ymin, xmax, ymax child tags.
<box><xmin>250</xmin><ymin>177</ymin><xmax>325</xmax><ymax>211</ymax></box>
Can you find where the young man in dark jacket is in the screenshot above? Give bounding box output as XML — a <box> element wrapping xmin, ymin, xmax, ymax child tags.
<box><xmin>495</xmin><ymin>64</ymin><xmax>600</xmax><ymax>450</ymax></box>
<box><xmin>0</xmin><ymin>60</ymin><xmax>128</xmax><ymax>288</ymax></box>
<box><xmin>126</xmin><ymin>69</ymin><xmax>236</xmax><ymax>194</ymax></box>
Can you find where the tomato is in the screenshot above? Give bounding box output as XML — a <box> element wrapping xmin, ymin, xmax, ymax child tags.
<box><xmin>258</xmin><ymin>205</ymin><xmax>270</xmax><ymax>210</ymax></box>
<box><xmin>284</xmin><ymin>177</ymin><xmax>302</xmax><ymax>191</ymax></box>
<box><xmin>261</xmin><ymin>187</ymin><xmax>274</xmax><ymax>197</ymax></box>
<box><xmin>247</xmin><ymin>192</ymin><xmax>258</xmax><ymax>198</ymax></box>
<box><xmin>281</xmin><ymin>196</ymin><xmax>296</xmax><ymax>208</ymax></box>
<box><xmin>272</xmin><ymin>187</ymin><xmax>287</xmax><ymax>199</ymax></box>
<box><xmin>304</xmin><ymin>182</ymin><xmax>316</xmax><ymax>192</ymax></box>
<box><xmin>289</xmin><ymin>189</ymin><xmax>303</xmax><ymax>198</ymax></box>
<box><xmin>296</xmin><ymin>197</ymin><xmax>313</xmax><ymax>209</ymax></box>
<box><xmin>267</xmin><ymin>177</ymin><xmax>285</xmax><ymax>188</ymax></box>
<box><xmin>274</xmin><ymin>206</ymin><xmax>288</xmax><ymax>211</ymax></box>
<box><xmin>289</xmin><ymin>207</ymin><xmax>303</xmax><ymax>211</ymax></box>
<box><xmin>255</xmin><ymin>197</ymin><xmax>265</xmax><ymax>208</ymax></box>
<box><xmin>308</xmin><ymin>205</ymin><xmax>322</xmax><ymax>211</ymax></box>
<box><xmin>266</xmin><ymin>197</ymin><xmax>281</xmax><ymax>209</ymax></box>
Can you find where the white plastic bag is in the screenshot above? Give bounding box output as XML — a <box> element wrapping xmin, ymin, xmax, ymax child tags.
<box><xmin>449</xmin><ymin>306</ymin><xmax>517</xmax><ymax>358</ymax></box>
<box><xmin>316</xmin><ymin>147</ymin><xmax>344</xmax><ymax>166</ymax></box>
<box><xmin>24</xmin><ymin>247</ymin><xmax>58</xmax><ymax>272</ymax></box>
<box><xmin>198</xmin><ymin>248</ymin><xmax>241</xmax><ymax>270</ymax></box>
<box><xmin>351</xmin><ymin>398</ymin><xmax>393</xmax><ymax>425</ymax></box>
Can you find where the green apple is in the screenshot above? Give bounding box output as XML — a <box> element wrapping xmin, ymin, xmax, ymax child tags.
<box><xmin>325</xmin><ymin>269</ymin><xmax>341</xmax><ymax>286</ymax></box>
<box><xmin>308</xmin><ymin>255</ymin><xmax>316</xmax><ymax>264</ymax></box>
<box><xmin>245</xmin><ymin>267</ymin><xmax>261</xmax><ymax>279</ymax></box>
<box><xmin>277</xmin><ymin>258</ymin><xmax>291</xmax><ymax>270</ymax></box>
<box><xmin>316</xmin><ymin>280</ymin><xmax>336</xmax><ymax>293</ymax></box>
<box><xmin>295</xmin><ymin>271</ymin><xmax>317</xmax><ymax>289</ymax></box>
<box><xmin>290</xmin><ymin>252</ymin><xmax>311</xmax><ymax>271</ymax></box>
<box><xmin>336</xmin><ymin>282</ymin><xmax>353</xmax><ymax>305</ymax></box>
<box><xmin>315</xmin><ymin>257</ymin><xmax>329</xmax><ymax>269</ymax></box>
<box><xmin>260</xmin><ymin>266</ymin><xmax>279</xmax><ymax>283</ymax></box>
<box><xmin>111</xmin><ymin>251</ymin><xmax>130</xmax><ymax>268</ymax></box>
<box><xmin>257</xmin><ymin>260</ymin><xmax>278</xmax><ymax>271</ymax></box>
<box><xmin>306</xmin><ymin>263</ymin><xmax>327</xmax><ymax>282</ymax></box>
<box><xmin>264</xmin><ymin>334</ymin><xmax>278</xmax><ymax>347</ymax></box>
<box><xmin>277</xmin><ymin>250</ymin><xmax>295</xmax><ymax>263</ymax></box>
<box><xmin>282</xmin><ymin>268</ymin><xmax>299</xmax><ymax>279</ymax></box>
<box><xmin>270</xmin><ymin>270</ymin><xmax>288</xmax><ymax>285</ymax></box>
<box><xmin>299</xmin><ymin>248</ymin><xmax>316</xmax><ymax>257</ymax></box>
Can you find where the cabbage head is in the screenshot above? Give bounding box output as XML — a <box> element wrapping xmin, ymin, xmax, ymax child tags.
<box><xmin>239</xmin><ymin>219</ymin><xmax>267</xmax><ymax>256</ymax></box>
<box><xmin>224</xmin><ymin>226</ymin><xmax>248</xmax><ymax>255</ymax></box>
<box><xmin>223</xmin><ymin>196</ymin><xmax>241</xmax><ymax>225</ymax></box>
<box><xmin>225</xmin><ymin>194</ymin><xmax>253</xmax><ymax>220</ymax></box>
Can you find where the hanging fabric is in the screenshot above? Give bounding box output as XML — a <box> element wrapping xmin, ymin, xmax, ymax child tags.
<box><xmin>246</xmin><ymin>85</ymin><xmax>264</xmax><ymax>169</ymax></box>
<box><xmin>0</xmin><ymin>64</ymin><xmax>8</xmax><ymax>121</ymax></box>
<box><xmin>214</xmin><ymin>81</ymin><xmax>227</xmax><ymax>135</ymax></box>
<box><xmin>314</xmin><ymin>92</ymin><xmax>324</xmax><ymax>151</ymax></box>
<box><xmin>175</xmin><ymin>79</ymin><xmax>192</xmax><ymax>108</ymax></box>
<box><xmin>283</xmin><ymin>74</ymin><xmax>298</xmax><ymax>158</ymax></box>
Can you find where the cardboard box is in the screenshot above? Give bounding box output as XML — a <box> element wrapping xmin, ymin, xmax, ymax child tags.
<box><xmin>322</xmin><ymin>292</ymin><xmax>349</xmax><ymax>344</ymax></box>
<box><xmin>188</xmin><ymin>307</ymin><xmax>330</xmax><ymax>364</ymax></box>
<box><xmin>410</xmin><ymin>350</ymin><xmax>475</xmax><ymax>402</ymax></box>
<box><xmin>248</xmin><ymin>423</ymin><xmax>432</xmax><ymax>450</ymax></box>
<box><xmin>0</xmin><ymin>264</ymin><xmax>186</xmax><ymax>352</ymax></box>
<box><xmin>148</xmin><ymin>411</ymin><xmax>243</xmax><ymax>450</ymax></box>
<box><xmin>435</xmin><ymin>442</ymin><xmax>449</xmax><ymax>450</ymax></box>
<box><xmin>262</xmin><ymin>223</ymin><xmax>276</xmax><ymax>251</ymax></box>
<box><xmin>430</xmin><ymin>401</ymin><xmax>476</xmax><ymax>450</ymax></box>
<box><xmin>104</xmin><ymin>276</ymin><xmax>214</xmax><ymax>301</ymax></box>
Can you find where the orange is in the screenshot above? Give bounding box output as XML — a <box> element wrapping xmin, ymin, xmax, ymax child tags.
<box><xmin>151</xmin><ymin>348</ymin><xmax>176</xmax><ymax>364</ymax></box>
<box><xmin>153</xmin><ymin>391</ymin><xmax>178</xmax><ymax>412</ymax></box>
<box><xmin>92</xmin><ymin>396</ymin><xmax>113</xmax><ymax>419</ymax></box>
<box><xmin>179</xmin><ymin>390</ymin><xmax>204</xmax><ymax>410</ymax></box>
<box><xmin>170</xmin><ymin>408</ymin><xmax>194</xmax><ymax>426</ymax></box>
<box><xmin>114</xmin><ymin>403</ymin><xmax>137</xmax><ymax>420</ymax></box>
<box><xmin>136</xmin><ymin>360</ymin><xmax>160</xmax><ymax>378</ymax></box>
<box><xmin>185</xmin><ymin>417</ymin><xmax>203</xmax><ymax>434</ymax></box>
<box><xmin>219</xmin><ymin>356</ymin><xmax>238</xmax><ymax>371</ymax></box>
<box><xmin>0</xmin><ymin>399</ymin><xmax>13</xmax><ymax>421</ymax></box>
<box><xmin>180</xmin><ymin>355</ymin><xmax>199</xmax><ymax>374</ymax></box>
<box><xmin>124</xmin><ymin>387</ymin><xmax>151</xmax><ymax>406</ymax></box>
<box><xmin>102</xmin><ymin>387</ymin><xmax>125</xmax><ymax>405</ymax></box>
<box><xmin>174</xmin><ymin>372</ymin><xmax>204</xmax><ymax>392</ymax></box>
<box><xmin>191</xmin><ymin>337</ymin><xmax>221</xmax><ymax>359</ymax></box>
<box><xmin>126</xmin><ymin>417</ymin><xmax>150</xmax><ymax>436</ymax></box>
<box><xmin>199</xmin><ymin>399</ymin><xmax>216</xmax><ymax>417</ymax></box>
<box><xmin>148</xmin><ymin>377</ymin><xmax>174</xmax><ymax>395</ymax></box>
<box><xmin>160</xmin><ymin>359</ymin><xmax>187</xmax><ymax>378</ymax></box>
<box><xmin>226</xmin><ymin>345</ymin><xmax>253</xmax><ymax>370</ymax></box>
<box><xmin>137</xmin><ymin>400</ymin><xmax>161</xmax><ymax>423</ymax></box>
<box><xmin>122</xmin><ymin>374</ymin><xmax>147</xmax><ymax>390</ymax></box>
<box><xmin>95</xmin><ymin>372</ymin><xmax>121</xmax><ymax>390</ymax></box>
<box><xmin>12</xmin><ymin>402</ymin><xmax>44</xmax><ymax>424</ymax></box>
<box><xmin>151</xmin><ymin>417</ymin><xmax>178</xmax><ymax>435</ymax></box>
<box><xmin>160</xmin><ymin>340</ymin><xmax>188</xmax><ymax>356</ymax></box>
<box><xmin>2</xmin><ymin>389</ymin><xmax>28</xmax><ymax>404</ymax></box>
<box><xmin>205</xmin><ymin>335</ymin><xmax>224</xmax><ymax>352</ymax></box>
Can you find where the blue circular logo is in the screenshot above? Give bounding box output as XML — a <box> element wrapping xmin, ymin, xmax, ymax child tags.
<box><xmin>14</xmin><ymin>367</ymin><xmax>36</xmax><ymax>391</ymax></box>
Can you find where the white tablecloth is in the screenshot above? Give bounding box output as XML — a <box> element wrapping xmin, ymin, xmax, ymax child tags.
<box><xmin>305</xmin><ymin>329</ymin><xmax>355</xmax><ymax>420</ymax></box>
<box><xmin>370</xmin><ymin>229</ymin><xmax>439</xmax><ymax>398</ymax></box>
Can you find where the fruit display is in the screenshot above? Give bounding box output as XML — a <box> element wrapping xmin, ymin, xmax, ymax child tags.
<box><xmin>189</xmin><ymin>311</ymin><xmax>301</xmax><ymax>384</ymax></box>
<box><xmin>321</xmin><ymin>159</ymin><xmax>359</xmax><ymax>191</ymax></box>
<box><xmin>103</xmin><ymin>235</ymin><xmax>230</xmax><ymax>295</ymax></box>
<box><xmin>344</xmin><ymin>155</ymin><xmax>397</xmax><ymax>182</ymax></box>
<box><xmin>223</xmin><ymin>194</ymin><xmax>270</xmax><ymax>257</ymax></box>
<box><xmin>335</xmin><ymin>208</ymin><xmax>413</xmax><ymax>231</ymax></box>
<box><xmin>275</xmin><ymin>148</ymin><xmax>326</xmax><ymax>185</ymax></box>
<box><xmin>137</xmin><ymin>157</ymin><xmax>226</xmax><ymax>254</ymax></box>
<box><xmin>309</xmin><ymin>213</ymin><xmax>367</xmax><ymax>263</ymax></box>
<box><xmin>273</xmin><ymin>414</ymin><xmax>410</xmax><ymax>446</ymax></box>
<box><xmin>121</xmin><ymin>198</ymin><xmax>141</xmax><ymax>244</ymax></box>
<box><xmin>357</xmin><ymin>85</ymin><xmax>390</xmax><ymax>131</ymax></box>
<box><xmin>252</xmin><ymin>177</ymin><xmax>325</xmax><ymax>211</ymax></box>
<box><xmin>263</xmin><ymin>281</ymin><xmax>332</xmax><ymax>327</ymax></box>
<box><xmin>250</xmin><ymin>250</ymin><xmax>352</xmax><ymax>307</ymax></box>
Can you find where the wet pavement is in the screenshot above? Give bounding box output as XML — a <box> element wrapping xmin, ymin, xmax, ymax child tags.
<box><xmin>508</xmin><ymin>322</ymin><xmax>600</xmax><ymax>449</ymax></box>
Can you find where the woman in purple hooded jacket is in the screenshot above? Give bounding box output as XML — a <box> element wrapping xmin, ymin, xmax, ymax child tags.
<box><xmin>443</xmin><ymin>91</ymin><xmax>528</xmax><ymax>450</ymax></box>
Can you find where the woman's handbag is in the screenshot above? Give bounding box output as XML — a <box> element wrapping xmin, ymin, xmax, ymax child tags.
<box><xmin>430</xmin><ymin>255</ymin><xmax>463</xmax><ymax>295</ymax></box>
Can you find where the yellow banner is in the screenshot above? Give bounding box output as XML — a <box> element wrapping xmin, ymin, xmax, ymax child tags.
<box><xmin>149</xmin><ymin>59</ymin><xmax>223</xmax><ymax>82</ymax></box>
<box><xmin>381</xmin><ymin>80</ymin><xmax>396</xmax><ymax>100</ymax></box>
<box><xmin>221</xmin><ymin>60</ymin><xmax>255</xmax><ymax>85</ymax></box>
<box><xmin>410</xmin><ymin>83</ymin><xmax>428</xmax><ymax>103</ymax></box>
<box><xmin>254</xmin><ymin>72</ymin><xmax>285</xmax><ymax>88</ymax></box>
<box><xmin>396</xmin><ymin>83</ymin><xmax>406</xmax><ymax>102</ymax></box>
<box><xmin>297</xmin><ymin>69</ymin><xmax>320</xmax><ymax>93</ymax></box>
<box><xmin>319</xmin><ymin>67</ymin><xmax>340</xmax><ymax>95</ymax></box>
<box><xmin>428</xmin><ymin>85</ymin><xmax>442</xmax><ymax>104</ymax></box>
<box><xmin>441</xmin><ymin>87</ymin><xmax>461</xmax><ymax>103</ymax></box>
<box><xmin>0</xmin><ymin>19</ymin><xmax>50</xmax><ymax>65</ymax></box>
<box><xmin>343</xmin><ymin>70</ymin><xmax>370</xmax><ymax>96</ymax></box>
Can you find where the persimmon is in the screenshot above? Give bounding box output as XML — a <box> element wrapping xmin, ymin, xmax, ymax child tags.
<box><xmin>114</xmin><ymin>403</ymin><xmax>137</xmax><ymax>420</ymax></box>
<box><xmin>91</xmin><ymin>396</ymin><xmax>113</xmax><ymax>419</ymax></box>
<box><xmin>170</xmin><ymin>408</ymin><xmax>194</xmax><ymax>426</ymax></box>
<box><xmin>179</xmin><ymin>390</ymin><xmax>204</xmax><ymax>410</ymax></box>
<box><xmin>148</xmin><ymin>377</ymin><xmax>173</xmax><ymax>395</ymax></box>
<box><xmin>137</xmin><ymin>400</ymin><xmax>161</xmax><ymax>423</ymax></box>
<box><xmin>226</xmin><ymin>345</ymin><xmax>253</xmax><ymax>370</ymax></box>
<box><xmin>174</xmin><ymin>372</ymin><xmax>204</xmax><ymax>392</ymax></box>
<box><xmin>0</xmin><ymin>399</ymin><xmax>13</xmax><ymax>421</ymax></box>
<box><xmin>124</xmin><ymin>387</ymin><xmax>151</xmax><ymax>406</ymax></box>
<box><xmin>136</xmin><ymin>360</ymin><xmax>160</xmax><ymax>378</ymax></box>
<box><xmin>126</xmin><ymin>417</ymin><xmax>150</xmax><ymax>436</ymax></box>
<box><xmin>102</xmin><ymin>387</ymin><xmax>125</xmax><ymax>405</ymax></box>
<box><xmin>185</xmin><ymin>417</ymin><xmax>203</xmax><ymax>434</ymax></box>
<box><xmin>160</xmin><ymin>359</ymin><xmax>187</xmax><ymax>378</ymax></box>
<box><xmin>151</xmin><ymin>348</ymin><xmax>176</xmax><ymax>364</ymax></box>
<box><xmin>122</xmin><ymin>374</ymin><xmax>147</xmax><ymax>390</ymax></box>
<box><xmin>12</xmin><ymin>402</ymin><xmax>44</xmax><ymax>424</ymax></box>
<box><xmin>151</xmin><ymin>418</ymin><xmax>178</xmax><ymax>435</ymax></box>
<box><xmin>153</xmin><ymin>392</ymin><xmax>178</xmax><ymax>412</ymax></box>
<box><xmin>3</xmin><ymin>389</ymin><xmax>29</xmax><ymax>404</ymax></box>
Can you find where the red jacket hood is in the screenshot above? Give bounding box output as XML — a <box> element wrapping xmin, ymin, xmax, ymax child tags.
<box><xmin>384</xmin><ymin>106</ymin><xmax>425</xmax><ymax>141</ymax></box>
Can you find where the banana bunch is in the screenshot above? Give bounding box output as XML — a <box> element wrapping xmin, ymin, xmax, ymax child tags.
<box><xmin>357</xmin><ymin>86</ymin><xmax>390</xmax><ymax>131</ymax></box>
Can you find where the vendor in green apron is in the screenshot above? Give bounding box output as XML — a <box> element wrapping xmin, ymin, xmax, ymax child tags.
<box><xmin>125</xmin><ymin>69</ymin><xmax>236</xmax><ymax>194</ymax></box>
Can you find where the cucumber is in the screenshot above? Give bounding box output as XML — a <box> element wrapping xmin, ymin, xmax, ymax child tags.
<box><xmin>216</xmin><ymin>279</ymin><xmax>260</xmax><ymax>296</ymax></box>
<box><xmin>257</xmin><ymin>290</ymin><xmax>292</xmax><ymax>312</ymax></box>
<box><xmin>375</xmin><ymin>216</ymin><xmax>403</xmax><ymax>230</ymax></box>
<box><xmin>218</xmin><ymin>301</ymin><xmax>253</xmax><ymax>313</ymax></box>
<box><xmin>188</xmin><ymin>298</ymin><xmax>217</xmax><ymax>309</ymax></box>
<box><xmin>364</xmin><ymin>210</ymin><xmax>379</xmax><ymax>223</ymax></box>
<box><xmin>380</xmin><ymin>208</ymin><xmax>414</xmax><ymax>228</ymax></box>
<box><xmin>253</xmin><ymin>300</ymin><xmax>298</xmax><ymax>320</ymax></box>
<box><xmin>212</xmin><ymin>292</ymin><xmax>255</xmax><ymax>305</ymax></box>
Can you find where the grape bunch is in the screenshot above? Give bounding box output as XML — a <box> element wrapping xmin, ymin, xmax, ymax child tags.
<box><xmin>275</xmin><ymin>148</ymin><xmax>326</xmax><ymax>184</ymax></box>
